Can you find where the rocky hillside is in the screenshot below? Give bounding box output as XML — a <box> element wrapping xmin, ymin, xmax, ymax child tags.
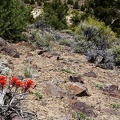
<box><xmin>0</xmin><ymin>36</ymin><xmax>120</xmax><ymax>120</ymax></box>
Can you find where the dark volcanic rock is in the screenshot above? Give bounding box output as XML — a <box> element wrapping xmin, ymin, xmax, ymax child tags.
<box><xmin>103</xmin><ymin>85</ymin><xmax>120</xmax><ymax>98</ymax></box>
<box><xmin>83</xmin><ymin>71</ymin><xmax>97</xmax><ymax>78</ymax></box>
<box><xmin>66</xmin><ymin>82</ymin><xmax>90</xmax><ymax>97</ymax></box>
<box><xmin>69</xmin><ymin>75</ymin><xmax>84</xmax><ymax>83</ymax></box>
<box><xmin>3</xmin><ymin>45</ymin><xmax>20</xmax><ymax>58</ymax></box>
<box><xmin>71</xmin><ymin>101</ymin><xmax>96</xmax><ymax>117</ymax></box>
<box><xmin>37</xmin><ymin>49</ymin><xmax>48</xmax><ymax>55</ymax></box>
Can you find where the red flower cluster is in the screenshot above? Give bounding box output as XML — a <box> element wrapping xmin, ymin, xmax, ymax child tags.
<box><xmin>0</xmin><ymin>75</ymin><xmax>34</xmax><ymax>92</ymax></box>
<box><xmin>10</xmin><ymin>77</ymin><xmax>23</xmax><ymax>88</ymax></box>
<box><xmin>10</xmin><ymin>77</ymin><xmax>34</xmax><ymax>92</ymax></box>
<box><xmin>23</xmin><ymin>80</ymin><xmax>34</xmax><ymax>92</ymax></box>
<box><xmin>0</xmin><ymin>75</ymin><xmax>7</xmax><ymax>87</ymax></box>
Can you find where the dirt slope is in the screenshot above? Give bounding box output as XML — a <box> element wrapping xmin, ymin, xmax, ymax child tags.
<box><xmin>0</xmin><ymin>42</ymin><xmax>120</xmax><ymax>120</ymax></box>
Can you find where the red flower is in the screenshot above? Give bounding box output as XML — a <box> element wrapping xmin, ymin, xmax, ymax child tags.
<box><xmin>23</xmin><ymin>80</ymin><xmax>34</xmax><ymax>92</ymax></box>
<box><xmin>0</xmin><ymin>75</ymin><xmax>7</xmax><ymax>87</ymax></box>
<box><xmin>0</xmin><ymin>75</ymin><xmax>6</xmax><ymax>80</ymax></box>
<box><xmin>10</xmin><ymin>77</ymin><xmax>22</xmax><ymax>88</ymax></box>
<box><xmin>15</xmin><ymin>80</ymin><xmax>23</xmax><ymax>87</ymax></box>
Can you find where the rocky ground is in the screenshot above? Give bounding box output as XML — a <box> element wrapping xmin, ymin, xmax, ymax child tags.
<box><xmin>0</xmin><ymin>39</ymin><xmax>120</xmax><ymax>120</ymax></box>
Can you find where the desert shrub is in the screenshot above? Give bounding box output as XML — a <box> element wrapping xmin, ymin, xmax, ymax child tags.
<box><xmin>30</xmin><ymin>0</ymin><xmax>35</xmax><ymax>4</ymax></box>
<box><xmin>73</xmin><ymin>0</ymin><xmax>80</xmax><ymax>9</ymax></box>
<box><xmin>0</xmin><ymin>0</ymin><xmax>31</xmax><ymax>41</ymax></box>
<box><xmin>24</xmin><ymin>67</ymin><xmax>33</xmax><ymax>78</ymax></box>
<box><xmin>112</xmin><ymin>103</ymin><xmax>120</xmax><ymax>109</ymax></box>
<box><xmin>76</xmin><ymin>17</ymin><xmax>116</xmax><ymax>47</ymax></box>
<box><xmin>112</xmin><ymin>45</ymin><xmax>120</xmax><ymax>66</ymax></box>
<box><xmin>86</xmin><ymin>47</ymin><xmax>115</xmax><ymax>69</ymax></box>
<box><xmin>71</xmin><ymin>12</ymin><xmax>82</xmax><ymax>26</ymax></box>
<box><xmin>83</xmin><ymin>0</ymin><xmax>120</xmax><ymax>36</ymax></box>
<box><xmin>32</xmin><ymin>20</ymin><xmax>51</xmax><ymax>30</ymax></box>
<box><xmin>81</xmin><ymin>4</ymin><xmax>86</xmax><ymax>11</ymax></box>
<box><xmin>74</xmin><ymin>35</ymin><xmax>115</xmax><ymax>69</ymax></box>
<box><xmin>0</xmin><ymin>60</ymin><xmax>12</xmax><ymax>75</ymax></box>
<box><xmin>43</xmin><ymin>0</ymin><xmax>69</xmax><ymax>30</ymax></box>
<box><xmin>36</xmin><ymin>0</ymin><xmax>42</xmax><ymax>6</ymax></box>
<box><xmin>24</xmin><ymin>0</ymin><xmax>35</xmax><ymax>4</ymax></box>
<box><xmin>67</xmin><ymin>0</ymin><xmax>74</xmax><ymax>5</ymax></box>
<box><xmin>73</xmin><ymin>17</ymin><xmax>116</xmax><ymax>69</ymax></box>
<box><xmin>74</xmin><ymin>36</ymin><xmax>87</xmax><ymax>53</ymax></box>
<box><xmin>59</xmin><ymin>39</ymin><xmax>71</xmax><ymax>47</ymax></box>
<box><xmin>30</xmin><ymin>30</ymin><xmax>55</xmax><ymax>49</ymax></box>
<box><xmin>24</xmin><ymin>0</ymin><xmax>31</xmax><ymax>3</ymax></box>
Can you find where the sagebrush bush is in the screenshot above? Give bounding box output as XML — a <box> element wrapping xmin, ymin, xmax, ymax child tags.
<box><xmin>73</xmin><ymin>17</ymin><xmax>116</xmax><ymax>69</ymax></box>
<box><xmin>59</xmin><ymin>39</ymin><xmax>71</xmax><ymax>47</ymax></box>
<box><xmin>30</xmin><ymin>30</ymin><xmax>55</xmax><ymax>49</ymax></box>
<box><xmin>74</xmin><ymin>37</ymin><xmax>87</xmax><ymax>53</ymax></box>
<box><xmin>0</xmin><ymin>0</ymin><xmax>31</xmax><ymax>41</ymax></box>
<box><xmin>86</xmin><ymin>47</ymin><xmax>115</xmax><ymax>69</ymax></box>
<box><xmin>76</xmin><ymin>17</ymin><xmax>116</xmax><ymax>47</ymax></box>
<box><xmin>83</xmin><ymin>0</ymin><xmax>120</xmax><ymax>36</ymax></box>
<box><xmin>112</xmin><ymin>45</ymin><xmax>120</xmax><ymax>66</ymax></box>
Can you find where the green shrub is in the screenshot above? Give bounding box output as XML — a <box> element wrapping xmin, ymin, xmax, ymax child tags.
<box><xmin>0</xmin><ymin>0</ymin><xmax>31</xmax><ymax>41</ymax></box>
<box><xmin>24</xmin><ymin>0</ymin><xmax>35</xmax><ymax>4</ymax></box>
<box><xmin>76</xmin><ymin>16</ymin><xmax>116</xmax><ymax>48</ymax></box>
<box><xmin>73</xmin><ymin>17</ymin><xmax>116</xmax><ymax>69</ymax></box>
<box><xmin>67</xmin><ymin>0</ymin><xmax>73</xmax><ymax>5</ymax></box>
<box><xmin>43</xmin><ymin>0</ymin><xmax>69</xmax><ymax>30</ymax></box>
<box><xmin>74</xmin><ymin>36</ymin><xmax>86</xmax><ymax>53</ymax></box>
<box><xmin>112</xmin><ymin>45</ymin><xmax>120</xmax><ymax>66</ymax></box>
<box><xmin>73</xmin><ymin>0</ymin><xmax>80</xmax><ymax>9</ymax></box>
<box><xmin>24</xmin><ymin>67</ymin><xmax>33</xmax><ymax>78</ymax></box>
<box><xmin>24</xmin><ymin>0</ymin><xmax>31</xmax><ymax>4</ymax></box>
<box><xmin>111</xmin><ymin>103</ymin><xmax>120</xmax><ymax>109</ymax></box>
<box><xmin>83</xmin><ymin>0</ymin><xmax>120</xmax><ymax>36</ymax></box>
<box><xmin>71</xmin><ymin>12</ymin><xmax>82</xmax><ymax>25</ymax></box>
<box><xmin>36</xmin><ymin>0</ymin><xmax>42</xmax><ymax>6</ymax></box>
<box><xmin>61</xmin><ymin>68</ymin><xmax>75</xmax><ymax>74</ymax></box>
<box><xmin>31</xmin><ymin>30</ymin><xmax>55</xmax><ymax>49</ymax></box>
<box><xmin>32</xmin><ymin>91</ymin><xmax>43</xmax><ymax>100</ymax></box>
<box><xmin>30</xmin><ymin>0</ymin><xmax>35</xmax><ymax>4</ymax></box>
<box><xmin>59</xmin><ymin>39</ymin><xmax>71</xmax><ymax>47</ymax></box>
<box><xmin>95</xmin><ymin>84</ymin><xmax>104</xmax><ymax>89</ymax></box>
<box><xmin>76</xmin><ymin>112</ymin><xmax>86</xmax><ymax>120</ymax></box>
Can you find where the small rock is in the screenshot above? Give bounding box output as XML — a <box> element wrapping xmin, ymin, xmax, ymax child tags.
<box><xmin>103</xmin><ymin>85</ymin><xmax>120</xmax><ymax>98</ymax></box>
<box><xmin>83</xmin><ymin>71</ymin><xmax>97</xmax><ymax>78</ymax></box>
<box><xmin>43</xmin><ymin>83</ymin><xmax>67</xmax><ymax>98</ymax></box>
<box><xmin>66</xmin><ymin>82</ymin><xmax>90</xmax><ymax>97</ymax></box>
<box><xmin>69</xmin><ymin>75</ymin><xmax>84</xmax><ymax>83</ymax></box>
<box><xmin>57</xmin><ymin>56</ymin><xmax>64</xmax><ymax>60</ymax></box>
<box><xmin>42</xmin><ymin>52</ymin><xmax>53</xmax><ymax>58</ymax></box>
<box><xmin>100</xmin><ymin>108</ymin><xmax>118</xmax><ymax>115</ymax></box>
<box><xmin>6</xmin><ymin>47</ymin><xmax>20</xmax><ymax>58</ymax></box>
<box><xmin>0</xmin><ymin>37</ymin><xmax>20</xmax><ymax>58</ymax></box>
<box><xmin>37</xmin><ymin>49</ymin><xmax>47</xmax><ymax>55</ymax></box>
<box><xmin>0</xmin><ymin>37</ymin><xmax>7</xmax><ymax>50</ymax></box>
<box><xmin>71</xmin><ymin>100</ymin><xmax>96</xmax><ymax>117</ymax></box>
